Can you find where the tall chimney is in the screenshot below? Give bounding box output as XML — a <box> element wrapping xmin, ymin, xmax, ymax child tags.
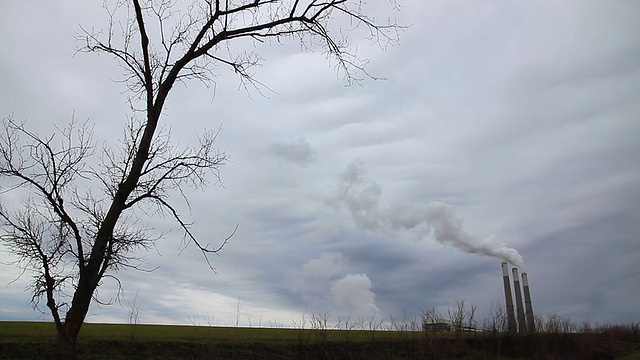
<box><xmin>501</xmin><ymin>262</ymin><xmax>517</xmax><ymax>333</ymax></box>
<box><xmin>522</xmin><ymin>272</ymin><xmax>536</xmax><ymax>333</ymax></box>
<box><xmin>512</xmin><ymin>267</ymin><xmax>527</xmax><ymax>333</ymax></box>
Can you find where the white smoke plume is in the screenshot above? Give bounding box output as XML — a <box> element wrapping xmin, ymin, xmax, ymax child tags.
<box><xmin>332</xmin><ymin>160</ymin><xmax>525</xmax><ymax>268</ymax></box>
<box><xmin>296</xmin><ymin>253</ymin><xmax>380</xmax><ymax>318</ymax></box>
<box><xmin>330</xmin><ymin>274</ymin><xmax>379</xmax><ymax>318</ymax></box>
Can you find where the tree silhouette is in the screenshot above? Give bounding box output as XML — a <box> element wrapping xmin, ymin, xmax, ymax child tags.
<box><xmin>0</xmin><ymin>1</ymin><xmax>401</xmax><ymax>358</ymax></box>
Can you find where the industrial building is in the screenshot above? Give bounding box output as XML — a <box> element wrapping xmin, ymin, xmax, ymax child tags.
<box><xmin>502</xmin><ymin>262</ymin><xmax>535</xmax><ymax>333</ymax></box>
<box><xmin>422</xmin><ymin>262</ymin><xmax>535</xmax><ymax>334</ymax></box>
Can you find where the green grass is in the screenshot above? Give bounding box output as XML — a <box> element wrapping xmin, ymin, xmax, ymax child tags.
<box><xmin>618</xmin><ymin>350</ymin><xmax>640</xmax><ymax>360</ymax></box>
<box><xmin>0</xmin><ymin>321</ymin><xmax>428</xmax><ymax>343</ymax></box>
<box><xmin>3</xmin><ymin>322</ymin><xmax>638</xmax><ymax>359</ymax></box>
<box><xmin>0</xmin><ymin>321</ymin><xmax>435</xmax><ymax>359</ymax></box>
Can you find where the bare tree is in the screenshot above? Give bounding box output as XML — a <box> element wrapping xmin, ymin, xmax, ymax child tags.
<box><xmin>447</xmin><ymin>300</ymin><xmax>467</xmax><ymax>330</ymax></box>
<box><xmin>421</xmin><ymin>306</ymin><xmax>443</xmax><ymax>330</ymax></box>
<box><xmin>0</xmin><ymin>114</ymin><xmax>228</xmax><ymax>357</ymax></box>
<box><xmin>466</xmin><ymin>301</ymin><xmax>477</xmax><ymax>329</ymax></box>
<box><xmin>0</xmin><ymin>0</ymin><xmax>401</xmax><ymax>358</ymax></box>
<box><xmin>483</xmin><ymin>301</ymin><xmax>507</xmax><ymax>333</ymax></box>
<box><xmin>540</xmin><ymin>313</ymin><xmax>575</xmax><ymax>334</ymax></box>
<box><xmin>446</xmin><ymin>300</ymin><xmax>478</xmax><ymax>337</ymax></box>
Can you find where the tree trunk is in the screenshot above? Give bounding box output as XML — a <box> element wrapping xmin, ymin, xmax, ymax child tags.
<box><xmin>56</xmin><ymin>332</ymin><xmax>77</xmax><ymax>360</ymax></box>
<box><xmin>55</xmin><ymin>282</ymin><xmax>96</xmax><ymax>359</ymax></box>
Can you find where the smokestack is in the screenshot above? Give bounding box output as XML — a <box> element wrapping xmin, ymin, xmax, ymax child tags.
<box><xmin>512</xmin><ymin>267</ymin><xmax>527</xmax><ymax>333</ymax></box>
<box><xmin>501</xmin><ymin>262</ymin><xmax>517</xmax><ymax>333</ymax></box>
<box><xmin>522</xmin><ymin>272</ymin><xmax>536</xmax><ymax>333</ymax></box>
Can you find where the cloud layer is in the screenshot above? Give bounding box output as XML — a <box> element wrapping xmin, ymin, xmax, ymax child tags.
<box><xmin>0</xmin><ymin>1</ymin><xmax>639</xmax><ymax>328</ymax></box>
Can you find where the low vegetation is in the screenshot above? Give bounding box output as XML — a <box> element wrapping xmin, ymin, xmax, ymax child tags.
<box><xmin>1</xmin><ymin>319</ymin><xmax>639</xmax><ymax>359</ymax></box>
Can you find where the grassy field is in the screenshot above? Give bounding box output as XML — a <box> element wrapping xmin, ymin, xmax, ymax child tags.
<box><xmin>0</xmin><ymin>321</ymin><xmax>428</xmax><ymax>343</ymax></box>
<box><xmin>1</xmin><ymin>321</ymin><xmax>639</xmax><ymax>359</ymax></box>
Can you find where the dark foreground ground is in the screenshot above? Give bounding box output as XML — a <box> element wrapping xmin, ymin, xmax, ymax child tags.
<box><xmin>1</xmin><ymin>323</ymin><xmax>639</xmax><ymax>359</ymax></box>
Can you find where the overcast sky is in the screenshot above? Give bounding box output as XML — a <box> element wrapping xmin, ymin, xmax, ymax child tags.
<box><xmin>1</xmin><ymin>1</ymin><xmax>639</xmax><ymax>328</ymax></box>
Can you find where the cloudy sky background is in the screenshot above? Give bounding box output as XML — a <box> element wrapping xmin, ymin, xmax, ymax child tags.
<box><xmin>1</xmin><ymin>0</ymin><xmax>639</xmax><ymax>328</ymax></box>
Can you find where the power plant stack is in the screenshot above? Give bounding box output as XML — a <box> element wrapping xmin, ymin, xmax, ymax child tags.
<box><xmin>501</xmin><ymin>262</ymin><xmax>535</xmax><ymax>334</ymax></box>
<box><xmin>512</xmin><ymin>267</ymin><xmax>527</xmax><ymax>333</ymax></box>
<box><xmin>522</xmin><ymin>272</ymin><xmax>536</xmax><ymax>333</ymax></box>
<box><xmin>501</xmin><ymin>262</ymin><xmax>517</xmax><ymax>333</ymax></box>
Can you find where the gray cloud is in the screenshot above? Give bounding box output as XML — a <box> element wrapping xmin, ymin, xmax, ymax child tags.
<box><xmin>303</xmin><ymin>252</ymin><xmax>348</xmax><ymax>280</ymax></box>
<box><xmin>1</xmin><ymin>0</ymin><xmax>638</xmax><ymax>327</ymax></box>
<box><xmin>266</xmin><ymin>137</ymin><xmax>317</xmax><ymax>165</ymax></box>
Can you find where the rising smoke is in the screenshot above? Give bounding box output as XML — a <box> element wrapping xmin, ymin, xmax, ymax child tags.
<box><xmin>297</xmin><ymin>252</ymin><xmax>379</xmax><ymax>318</ymax></box>
<box><xmin>330</xmin><ymin>273</ymin><xmax>379</xmax><ymax>318</ymax></box>
<box><xmin>332</xmin><ymin>160</ymin><xmax>524</xmax><ymax>268</ymax></box>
